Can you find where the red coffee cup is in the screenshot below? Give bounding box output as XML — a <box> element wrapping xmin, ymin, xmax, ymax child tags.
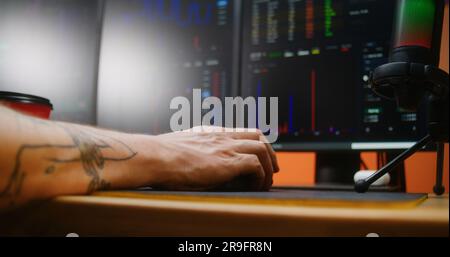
<box><xmin>0</xmin><ymin>91</ymin><xmax>53</xmax><ymax>119</ymax></box>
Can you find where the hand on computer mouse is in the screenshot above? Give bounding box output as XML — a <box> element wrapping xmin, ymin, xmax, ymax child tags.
<box><xmin>150</xmin><ymin>126</ymin><xmax>279</xmax><ymax>191</ymax></box>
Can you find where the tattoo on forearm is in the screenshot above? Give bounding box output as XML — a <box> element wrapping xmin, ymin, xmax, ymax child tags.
<box><xmin>0</xmin><ymin>144</ymin><xmax>77</xmax><ymax>205</ymax></box>
<box><xmin>56</xmin><ymin>125</ymin><xmax>137</xmax><ymax>193</ymax></box>
<box><xmin>0</xmin><ymin>117</ymin><xmax>137</xmax><ymax>206</ymax></box>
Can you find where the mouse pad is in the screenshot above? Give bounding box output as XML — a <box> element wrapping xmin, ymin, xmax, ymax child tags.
<box><xmin>97</xmin><ymin>189</ymin><xmax>427</xmax><ymax>209</ymax></box>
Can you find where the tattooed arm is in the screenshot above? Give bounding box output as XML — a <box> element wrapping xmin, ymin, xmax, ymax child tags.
<box><xmin>0</xmin><ymin>105</ymin><xmax>279</xmax><ymax>211</ymax></box>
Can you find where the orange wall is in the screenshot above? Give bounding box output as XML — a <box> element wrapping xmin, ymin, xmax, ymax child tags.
<box><xmin>274</xmin><ymin>3</ymin><xmax>450</xmax><ymax>194</ymax></box>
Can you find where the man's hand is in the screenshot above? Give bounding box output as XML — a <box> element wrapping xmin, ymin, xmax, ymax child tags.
<box><xmin>150</xmin><ymin>127</ymin><xmax>279</xmax><ymax>191</ymax></box>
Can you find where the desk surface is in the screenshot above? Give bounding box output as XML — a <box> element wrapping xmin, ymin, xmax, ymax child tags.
<box><xmin>0</xmin><ymin>191</ymin><xmax>448</xmax><ymax>237</ymax></box>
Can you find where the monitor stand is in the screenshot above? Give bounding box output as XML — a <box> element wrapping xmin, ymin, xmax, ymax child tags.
<box><xmin>315</xmin><ymin>152</ymin><xmax>360</xmax><ymax>185</ymax></box>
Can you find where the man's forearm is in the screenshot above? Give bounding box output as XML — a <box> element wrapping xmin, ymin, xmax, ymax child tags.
<box><xmin>0</xmin><ymin>106</ymin><xmax>158</xmax><ymax>210</ymax></box>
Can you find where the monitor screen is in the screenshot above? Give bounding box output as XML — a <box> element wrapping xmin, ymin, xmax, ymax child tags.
<box><xmin>240</xmin><ymin>0</ymin><xmax>428</xmax><ymax>150</ymax></box>
<box><xmin>97</xmin><ymin>0</ymin><xmax>239</xmax><ymax>134</ymax></box>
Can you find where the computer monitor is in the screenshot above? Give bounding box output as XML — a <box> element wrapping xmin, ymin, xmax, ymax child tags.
<box><xmin>240</xmin><ymin>0</ymin><xmax>430</xmax><ymax>152</ymax></box>
<box><xmin>239</xmin><ymin>0</ymin><xmax>443</xmax><ymax>186</ymax></box>
<box><xmin>97</xmin><ymin>0</ymin><xmax>241</xmax><ymax>134</ymax></box>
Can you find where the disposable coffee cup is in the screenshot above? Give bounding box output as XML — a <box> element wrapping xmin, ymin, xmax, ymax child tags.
<box><xmin>0</xmin><ymin>91</ymin><xmax>53</xmax><ymax>119</ymax></box>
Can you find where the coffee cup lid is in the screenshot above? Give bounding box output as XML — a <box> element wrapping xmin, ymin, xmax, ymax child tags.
<box><xmin>0</xmin><ymin>91</ymin><xmax>53</xmax><ymax>109</ymax></box>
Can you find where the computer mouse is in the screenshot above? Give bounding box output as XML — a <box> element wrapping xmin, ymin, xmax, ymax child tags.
<box><xmin>212</xmin><ymin>174</ymin><xmax>263</xmax><ymax>192</ymax></box>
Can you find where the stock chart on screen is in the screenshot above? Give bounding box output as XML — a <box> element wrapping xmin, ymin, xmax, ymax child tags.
<box><xmin>241</xmin><ymin>0</ymin><xmax>428</xmax><ymax>149</ymax></box>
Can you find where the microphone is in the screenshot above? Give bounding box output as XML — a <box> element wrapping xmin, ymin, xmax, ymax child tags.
<box><xmin>370</xmin><ymin>0</ymin><xmax>445</xmax><ymax>112</ymax></box>
<box><xmin>355</xmin><ymin>0</ymin><xmax>448</xmax><ymax>194</ymax></box>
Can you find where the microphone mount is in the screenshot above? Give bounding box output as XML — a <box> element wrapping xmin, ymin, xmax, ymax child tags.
<box><xmin>355</xmin><ymin>61</ymin><xmax>449</xmax><ymax>194</ymax></box>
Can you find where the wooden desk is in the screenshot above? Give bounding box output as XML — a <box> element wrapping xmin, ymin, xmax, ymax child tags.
<box><xmin>0</xmin><ymin>192</ymin><xmax>448</xmax><ymax>237</ymax></box>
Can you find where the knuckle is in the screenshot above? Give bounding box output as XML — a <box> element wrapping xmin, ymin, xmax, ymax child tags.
<box><xmin>203</xmin><ymin>132</ymin><xmax>226</xmax><ymax>143</ymax></box>
<box><xmin>248</xmin><ymin>155</ymin><xmax>263</xmax><ymax>169</ymax></box>
<box><xmin>256</xmin><ymin>129</ymin><xmax>263</xmax><ymax>135</ymax></box>
<box><xmin>213</xmin><ymin>145</ymin><xmax>235</xmax><ymax>157</ymax></box>
<box><xmin>256</xmin><ymin>142</ymin><xmax>267</xmax><ymax>152</ymax></box>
